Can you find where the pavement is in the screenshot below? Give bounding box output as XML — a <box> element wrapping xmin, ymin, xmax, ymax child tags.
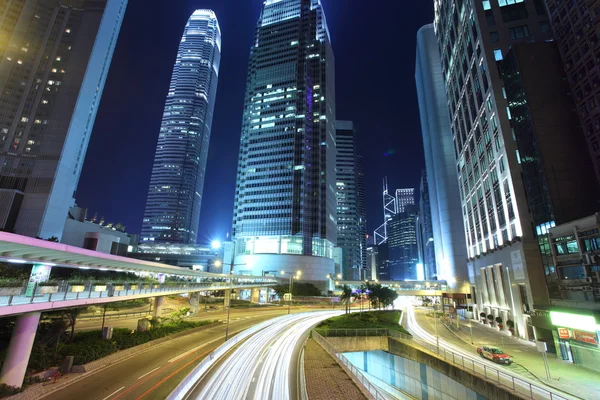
<box><xmin>16</xmin><ymin>308</ymin><xmax>294</xmax><ymax>400</ymax></box>
<box><xmin>414</xmin><ymin>307</ymin><xmax>600</xmax><ymax>400</ymax></box>
<box><xmin>303</xmin><ymin>338</ymin><xmax>367</xmax><ymax>400</ymax></box>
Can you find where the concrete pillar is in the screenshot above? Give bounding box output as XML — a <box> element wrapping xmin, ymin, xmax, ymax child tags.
<box><xmin>224</xmin><ymin>289</ymin><xmax>231</xmax><ymax>308</ymax></box>
<box><xmin>189</xmin><ymin>292</ymin><xmax>200</xmax><ymax>314</ymax></box>
<box><xmin>251</xmin><ymin>288</ymin><xmax>260</xmax><ymax>303</ymax></box>
<box><xmin>0</xmin><ymin>312</ymin><xmax>41</xmax><ymax>388</ymax></box>
<box><xmin>153</xmin><ymin>296</ymin><xmax>164</xmax><ymax>318</ymax></box>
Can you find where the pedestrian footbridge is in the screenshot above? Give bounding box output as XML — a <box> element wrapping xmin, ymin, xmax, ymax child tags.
<box><xmin>335</xmin><ymin>280</ymin><xmax>448</xmax><ymax>297</ymax></box>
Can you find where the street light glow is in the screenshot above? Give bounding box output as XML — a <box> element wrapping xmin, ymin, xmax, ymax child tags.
<box><xmin>211</xmin><ymin>240</ymin><xmax>221</xmax><ymax>250</ymax></box>
<box><xmin>214</xmin><ymin>260</ymin><xmax>222</xmax><ymax>267</ymax></box>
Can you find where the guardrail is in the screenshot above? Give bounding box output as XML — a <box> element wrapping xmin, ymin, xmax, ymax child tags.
<box><xmin>0</xmin><ymin>279</ymin><xmax>276</xmax><ymax>309</ymax></box>
<box><xmin>312</xmin><ymin>330</ymin><xmax>390</xmax><ymax>400</ymax></box>
<box><xmin>314</xmin><ymin>328</ymin><xmax>413</xmax><ymax>340</ymax></box>
<box><xmin>392</xmin><ymin>333</ymin><xmax>575</xmax><ymax>400</ymax></box>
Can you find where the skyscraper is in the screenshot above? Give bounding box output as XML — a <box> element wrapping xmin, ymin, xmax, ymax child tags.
<box><xmin>418</xmin><ymin>170</ymin><xmax>436</xmax><ymax>280</ymax></box>
<box><xmin>415</xmin><ymin>23</ymin><xmax>468</xmax><ymax>289</ymax></box>
<box><xmin>141</xmin><ymin>10</ymin><xmax>221</xmax><ymax>244</ymax></box>
<box><xmin>433</xmin><ymin>0</ymin><xmax>555</xmax><ymax>341</ymax></box>
<box><xmin>388</xmin><ymin>204</ymin><xmax>419</xmax><ymax>281</ymax></box>
<box><xmin>0</xmin><ymin>0</ymin><xmax>127</xmax><ymax>239</ymax></box>
<box><xmin>232</xmin><ymin>0</ymin><xmax>336</xmax><ymax>285</ymax></box>
<box><xmin>335</xmin><ymin>121</ymin><xmax>365</xmax><ymax>280</ymax></box>
<box><xmin>544</xmin><ymin>0</ymin><xmax>600</xmax><ymax>185</ymax></box>
<box><xmin>395</xmin><ymin>188</ymin><xmax>415</xmax><ymax>213</ymax></box>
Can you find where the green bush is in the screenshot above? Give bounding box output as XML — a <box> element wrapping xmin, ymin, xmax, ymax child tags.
<box><xmin>0</xmin><ymin>384</ymin><xmax>22</xmax><ymax>396</ymax></box>
<box><xmin>24</xmin><ymin>320</ymin><xmax>216</xmax><ymax>371</ymax></box>
<box><xmin>316</xmin><ymin>311</ymin><xmax>411</xmax><ymax>336</ymax></box>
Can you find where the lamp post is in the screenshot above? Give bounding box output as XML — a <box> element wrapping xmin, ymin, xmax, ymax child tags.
<box><xmin>225</xmin><ymin>268</ymin><xmax>233</xmax><ymax>341</ymax></box>
<box><xmin>326</xmin><ymin>274</ymin><xmax>335</xmax><ymax>310</ymax></box>
<box><xmin>433</xmin><ymin>302</ymin><xmax>440</xmax><ymax>354</ymax></box>
<box><xmin>281</xmin><ymin>270</ymin><xmax>301</xmax><ymax>314</ymax></box>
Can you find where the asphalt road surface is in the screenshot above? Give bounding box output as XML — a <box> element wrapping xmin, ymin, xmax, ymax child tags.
<box><xmin>185</xmin><ymin>311</ymin><xmax>341</xmax><ymax>400</ymax></box>
<box><xmin>42</xmin><ymin>309</ymin><xmax>294</xmax><ymax>400</ymax></box>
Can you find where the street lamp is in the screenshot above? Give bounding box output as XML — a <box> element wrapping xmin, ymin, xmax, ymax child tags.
<box><xmin>281</xmin><ymin>270</ymin><xmax>301</xmax><ymax>314</ymax></box>
<box><xmin>225</xmin><ymin>268</ymin><xmax>233</xmax><ymax>341</ymax></box>
<box><xmin>326</xmin><ymin>274</ymin><xmax>335</xmax><ymax>310</ymax></box>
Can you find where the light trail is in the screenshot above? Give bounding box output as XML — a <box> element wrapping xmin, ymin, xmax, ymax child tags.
<box><xmin>193</xmin><ymin>311</ymin><xmax>341</xmax><ymax>400</ymax></box>
<box><xmin>404</xmin><ymin>305</ymin><xmax>577</xmax><ymax>400</ymax></box>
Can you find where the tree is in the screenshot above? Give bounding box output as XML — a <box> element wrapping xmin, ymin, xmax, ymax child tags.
<box><xmin>62</xmin><ymin>308</ymin><xmax>83</xmax><ymax>342</ymax></box>
<box><xmin>340</xmin><ymin>285</ymin><xmax>352</xmax><ymax>314</ymax></box>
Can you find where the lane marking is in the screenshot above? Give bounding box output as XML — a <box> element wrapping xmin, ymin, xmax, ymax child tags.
<box><xmin>102</xmin><ymin>386</ymin><xmax>124</xmax><ymax>400</ymax></box>
<box><xmin>137</xmin><ymin>367</ymin><xmax>160</xmax><ymax>379</ymax></box>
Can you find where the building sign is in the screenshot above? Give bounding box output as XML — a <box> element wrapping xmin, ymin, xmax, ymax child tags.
<box><xmin>573</xmin><ymin>330</ymin><xmax>598</xmax><ymax>345</ymax></box>
<box><xmin>25</xmin><ymin>264</ymin><xmax>52</xmax><ymax>296</ymax></box>
<box><xmin>511</xmin><ymin>250</ymin><xmax>525</xmax><ymax>280</ymax></box>
<box><xmin>557</xmin><ymin>328</ymin><xmax>570</xmax><ymax>339</ymax></box>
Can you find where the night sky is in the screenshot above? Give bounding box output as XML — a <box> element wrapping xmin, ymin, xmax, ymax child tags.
<box><xmin>76</xmin><ymin>0</ymin><xmax>435</xmax><ymax>244</ymax></box>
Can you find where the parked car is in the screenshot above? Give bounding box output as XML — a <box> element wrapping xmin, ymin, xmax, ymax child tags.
<box><xmin>477</xmin><ymin>345</ymin><xmax>513</xmax><ymax>364</ymax></box>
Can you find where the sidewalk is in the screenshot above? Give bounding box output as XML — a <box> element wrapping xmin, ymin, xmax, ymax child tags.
<box><xmin>303</xmin><ymin>338</ymin><xmax>366</xmax><ymax>400</ymax></box>
<box><xmin>414</xmin><ymin>308</ymin><xmax>600</xmax><ymax>400</ymax></box>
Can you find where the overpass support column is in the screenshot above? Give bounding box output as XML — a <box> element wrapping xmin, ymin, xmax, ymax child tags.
<box><xmin>251</xmin><ymin>288</ymin><xmax>260</xmax><ymax>303</ymax></box>
<box><xmin>0</xmin><ymin>312</ymin><xmax>41</xmax><ymax>388</ymax></box>
<box><xmin>152</xmin><ymin>296</ymin><xmax>164</xmax><ymax>318</ymax></box>
<box><xmin>224</xmin><ymin>289</ymin><xmax>231</xmax><ymax>309</ymax></box>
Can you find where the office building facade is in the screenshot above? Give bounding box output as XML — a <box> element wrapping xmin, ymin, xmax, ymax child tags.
<box><xmin>395</xmin><ymin>188</ymin><xmax>415</xmax><ymax>213</ymax></box>
<box><xmin>335</xmin><ymin>121</ymin><xmax>365</xmax><ymax>280</ymax></box>
<box><xmin>545</xmin><ymin>0</ymin><xmax>600</xmax><ymax>185</ymax></box>
<box><xmin>415</xmin><ymin>23</ymin><xmax>469</xmax><ymax>291</ymax></box>
<box><xmin>141</xmin><ymin>10</ymin><xmax>221</xmax><ymax>244</ymax></box>
<box><xmin>0</xmin><ymin>0</ymin><xmax>127</xmax><ymax>239</ymax></box>
<box><xmin>231</xmin><ymin>0</ymin><xmax>336</xmax><ymax>286</ymax></box>
<box><xmin>434</xmin><ymin>0</ymin><xmax>553</xmax><ymax>340</ymax></box>
<box><xmin>418</xmin><ymin>170</ymin><xmax>437</xmax><ymax>280</ymax></box>
<box><xmin>388</xmin><ymin>204</ymin><xmax>420</xmax><ymax>281</ymax></box>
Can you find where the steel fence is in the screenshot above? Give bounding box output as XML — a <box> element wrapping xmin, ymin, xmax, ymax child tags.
<box><xmin>391</xmin><ymin>334</ymin><xmax>575</xmax><ymax>400</ymax></box>
<box><xmin>312</xmin><ymin>330</ymin><xmax>391</xmax><ymax>400</ymax></box>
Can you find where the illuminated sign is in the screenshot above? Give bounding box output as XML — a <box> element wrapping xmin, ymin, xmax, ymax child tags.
<box><xmin>550</xmin><ymin>311</ymin><xmax>597</xmax><ymax>332</ymax></box>
<box><xmin>557</xmin><ymin>328</ymin><xmax>570</xmax><ymax>339</ymax></box>
<box><xmin>573</xmin><ymin>330</ymin><xmax>598</xmax><ymax>345</ymax></box>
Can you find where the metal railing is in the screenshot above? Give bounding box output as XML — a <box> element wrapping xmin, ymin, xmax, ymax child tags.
<box><xmin>0</xmin><ymin>280</ymin><xmax>276</xmax><ymax>309</ymax></box>
<box><xmin>311</xmin><ymin>330</ymin><xmax>390</xmax><ymax>400</ymax></box>
<box><xmin>314</xmin><ymin>328</ymin><xmax>413</xmax><ymax>340</ymax></box>
<box><xmin>391</xmin><ymin>334</ymin><xmax>576</xmax><ymax>400</ymax></box>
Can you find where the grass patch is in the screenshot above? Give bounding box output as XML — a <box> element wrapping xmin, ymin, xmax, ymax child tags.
<box><xmin>316</xmin><ymin>311</ymin><xmax>411</xmax><ymax>336</ymax></box>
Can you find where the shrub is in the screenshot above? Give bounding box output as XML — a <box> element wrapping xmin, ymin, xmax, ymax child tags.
<box><xmin>0</xmin><ymin>384</ymin><xmax>22</xmax><ymax>396</ymax></box>
<box><xmin>495</xmin><ymin>316</ymin><xmax>503</xmax><ymax>325</ymax></box>
<box><xmin>479</xmin><ymin>312</ymin><xmax>486</xmax><ymax>319</ymax></box>
<box><xmin>506</xmin><ymin>319</ymin><xmax>515</xmax><ymax>328</ymax></box>
<box><xmin>487</xmin><ymin>314</ymin><xmax>494</xmax><ymax>322</ymax></box>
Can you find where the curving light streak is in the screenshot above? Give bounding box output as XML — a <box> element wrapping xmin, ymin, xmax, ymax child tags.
<box><xmin>404</xmin><ymin>305</ymin><xmax>576</xmax><ymax>400</ymax></box>
<box><xmin>196</xmin><ymin>311</ymin><xmax>341</xmax><ymax>400</ymax></box>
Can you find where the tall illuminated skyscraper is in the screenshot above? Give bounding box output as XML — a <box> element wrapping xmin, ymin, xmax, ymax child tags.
<box><xmin>232</xmin><ymin>0</ymin><xmax>336</xmax><ymax>285</ymax></box>
<box><xmin>141</xmin><ymin>10</ymin><xmax>221</xmax><ymax>244</ymax></box>
<box><xmin>0</xmin><ymin>0</ymin><xmax>127</xmax><ymax>239</ymax></box>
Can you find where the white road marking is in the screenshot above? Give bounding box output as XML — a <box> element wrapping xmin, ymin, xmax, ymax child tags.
<box><xmin>168</xmin><ymin>336</ymin><xmax>223</xmax><ymax>363</ymax></box>
<box><xmin>137</xmin><ymin>367</ymin><xmax>160</xmax><ymax>379</ymax></box>
<box><xmin>102</xmin><ymin>386</ymin><xmax>124</xmax><ymax>400</ymax></box>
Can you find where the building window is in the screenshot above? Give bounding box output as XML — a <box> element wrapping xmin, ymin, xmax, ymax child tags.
<box><xmin>494</xmin><ymin>49</ymin><xmax>503</xmax><ymax>61</ymax></box>
<box><xmin>490</xmin><ymin>31</ymin><xmax>500</xmax><ymax>42</ymax></box>
<box><xmin>508</xmin><ymin>25</ymin><xmax>530</xmax><ymax>39</ymax></box>
<box><xmin>540</xmin><ymin>21</ymin><xmax>550</xmax><ymax>33</ymax></box>
<box><xmin>501</xmin><ymin>3</ymin><xmax>528</xmax><ymax>22</ymax></box>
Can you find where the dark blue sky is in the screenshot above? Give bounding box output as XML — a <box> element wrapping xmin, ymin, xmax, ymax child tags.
<box><xmin>76</xmin><ymin>0</ymin><xmax>434</xmax><ymax>244</ymax></box>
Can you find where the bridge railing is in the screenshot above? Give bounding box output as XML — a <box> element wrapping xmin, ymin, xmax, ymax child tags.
<box><xmin>391</xmin><ymin>333</ymin><xmax>575</xmax><ymax>400</ymax></box>
<box><xmin>0</xmin><ymin>279</ymin><xmax>276</xmax><ymax>308</ymax></box>
<box><xmin>312</xmin><ymin>330</ymin><xmax>391</xmax><ymax>400</ymax></box>
<box><xmin>313</xmin><ymin>328</ymin><xmax>413</xmax><ymax>340</ymax></box>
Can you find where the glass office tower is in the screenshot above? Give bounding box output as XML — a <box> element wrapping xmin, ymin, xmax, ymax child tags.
<box><xmin>141</xmin><ymin>10</ymin><xmax>221</xmax><ymax>244</ymax></box>
<box><xmin>232</xmin><ymin>0</ymin><xmax>336</xmax><ymax>285</ymax></box>
<box><xmin>0</xmin><ymin>0</ymin><xmax>127</xmax><ymax>239</ymax></box>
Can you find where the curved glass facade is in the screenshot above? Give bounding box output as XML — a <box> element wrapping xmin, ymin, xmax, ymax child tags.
<box><xmin>141</xmin><ymin>10</ymin><xmax>221</xmax><ymax>244</ymax></box>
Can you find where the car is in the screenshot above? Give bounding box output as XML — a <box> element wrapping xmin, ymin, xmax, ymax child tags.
<box><xmin>477</xmin><ymin>345</ymin><xmax>513</xmax><ymax>364</ymax></box>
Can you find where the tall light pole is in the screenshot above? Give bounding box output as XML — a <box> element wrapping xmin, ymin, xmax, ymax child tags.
<box><xmin>433</xmin><ymin>302</ymin><xmax>439</xmax><ymax>354</ymax></box>
<box><xmin>281</xmin><ymin>270</ymin><xmax>301</xmax><ymax>314</ymax></box>
<box><xmin>326</xmin><ymin>274</ymin><xmax>334</xmax><ymax>310</ymax></box>
<box><xmin>225</xmin><ymin>268</ymin><xmax>233</xmax><ymax>341</ymax></box>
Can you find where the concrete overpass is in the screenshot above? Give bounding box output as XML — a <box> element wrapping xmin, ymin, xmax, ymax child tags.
<box><xmin>334</xmin><ymin>280</ymin><xmax>448</xmax><ymax>297</ymax></box>
<box><xmin>0</xmin><ymin>232</ymin><xmax>278</xmax><ymax>388</ymax></box>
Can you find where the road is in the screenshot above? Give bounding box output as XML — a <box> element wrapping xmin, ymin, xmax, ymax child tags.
<box><xmin>42</xmin><ymin>309</ymin><xmax>295</xmax><ymax>400</ymax></box>
<box><xmin>404</xmin><ymin>305</ymin><xmax>578</xmax><ymax>400</ymax></box>
<box><xmin>185</xmin><ymin>311</ymin><xmax>341</xmax><ymax>400</ymax></box>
